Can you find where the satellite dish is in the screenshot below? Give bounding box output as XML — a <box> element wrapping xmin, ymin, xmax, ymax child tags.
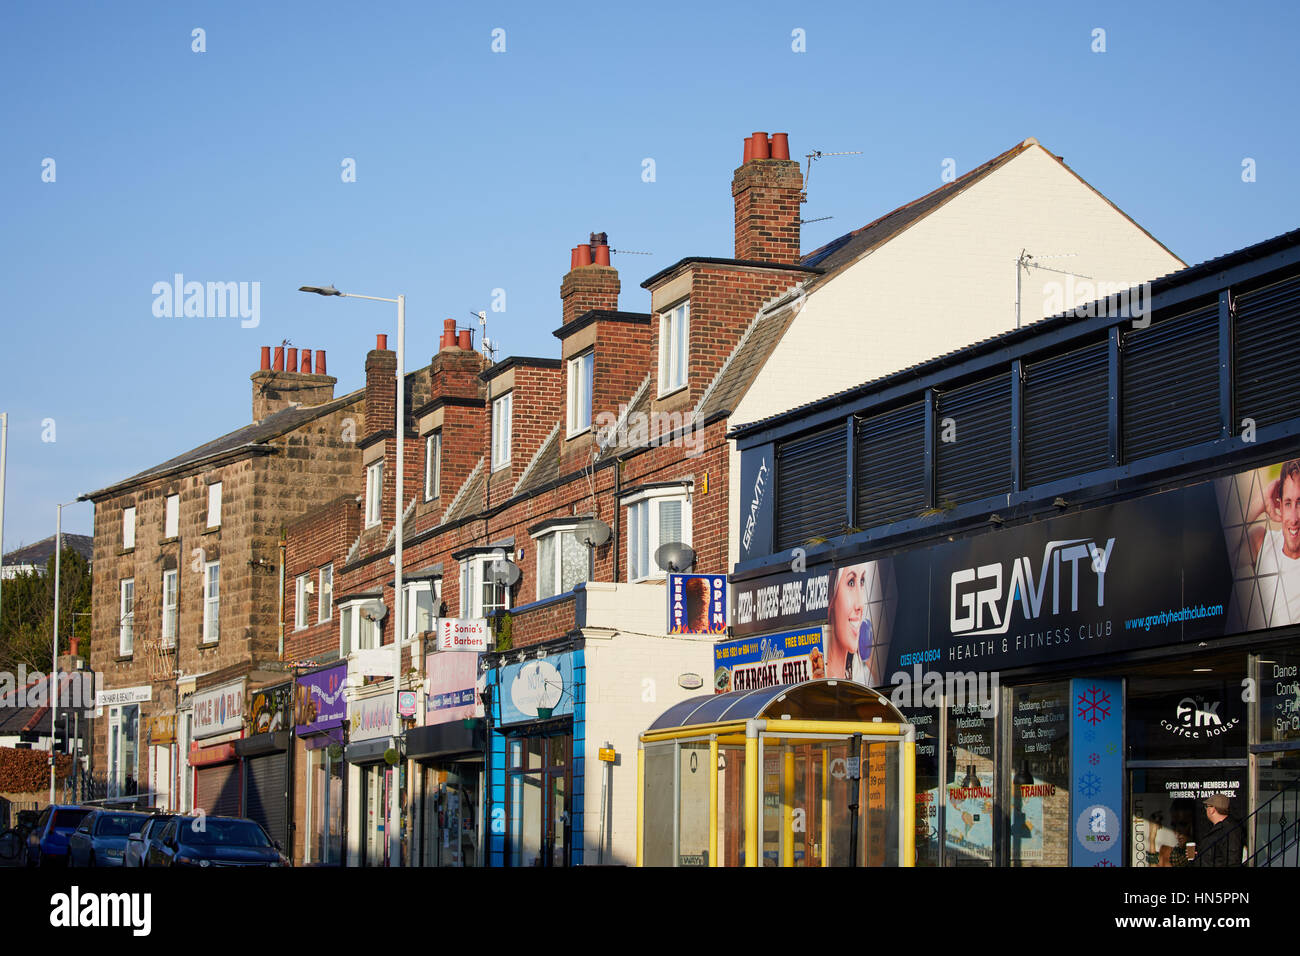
<box><xmin>486</xmin><ymin>558</ymin><xmax>522</xmax><ymax>588</ymax></box>
<box><xmin>574</xmin><ymin>518</ymin><xmax>611</xmax><ymax>548</ymax></box>
<box><xmin>655</xmin><ymin>542</ymin><xmax>697</xmax><ymax>574</ymax></box>
<box><xmin>361</xmin><ymin>600</ymin><xmax>388</xmax><ymax>622</ymax></box>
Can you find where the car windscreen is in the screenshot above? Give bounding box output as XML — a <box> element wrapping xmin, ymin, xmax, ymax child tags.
<box><xmin>52</xmin><ymin>809</ymin><xmax>91</xmax><ymax>830</ymax></box>
<box><xmin>182</xmin><ymin>819</ymin><xmax>272</xmax><ymax>847</ymax></box>
<box><xmin>96</xmin><ymin>814</ymin><xmax>149</xmax><ymax>837</ymax></box>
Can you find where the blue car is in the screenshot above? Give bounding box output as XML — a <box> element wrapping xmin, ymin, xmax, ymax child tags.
<box><xmin>124</xmin><ymin>813</ymin><xmax>174</xmax><ymax>868</ymax></box>
<box><xmin>26</xmin><ymin>806</ymin><xmax>92</xmax><ymax>868</ymax></box>
<box><xmin>146</xmin><ymin>816</ymin><xmax>290</xmax><ymax>868</ymax></box>
<box><xmin>68</xmin><ymin>809</ymin><xmax>153</xmax><ymax>867</ymax></box>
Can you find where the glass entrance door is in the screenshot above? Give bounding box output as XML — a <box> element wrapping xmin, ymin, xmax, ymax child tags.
<box><xmin>508</xmin><ymin>731</ymin><xmax>572</xmax><ymax>866</ymax></box>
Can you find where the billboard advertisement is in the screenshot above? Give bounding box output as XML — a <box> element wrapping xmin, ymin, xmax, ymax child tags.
<box><xmin>731</xmin><ymin>459</ymin><xmax>1300</xmax><ymax>676</ymax></box>
<box><xmin>668</xmin><ymin>574</ymin><xmax>727</xmax><ymax>634</ymax></box>
<box><xmin>712</xmin><ymin>627</ymin><xmax>824</xmax><ymax>694</ymax></box>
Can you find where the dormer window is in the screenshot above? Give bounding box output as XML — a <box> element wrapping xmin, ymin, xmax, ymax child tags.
<box><xmin>658</xmin><ymin>301</ymin><xmax>689</xmax><ymax>396</ymax></box>
<box><xmin>365</xmin><ymin>461</ymin><xmax>382</xmax><ymax>527</ymax></box>
<box><xmin>492</xmin><ymin>392</ymin><xmax>512</xmax><ymax>470</ymax></box>
<box><xmin>567</xmin><ymin>350</ymin><xmax>594</xmax><ymax>436</ymax></box>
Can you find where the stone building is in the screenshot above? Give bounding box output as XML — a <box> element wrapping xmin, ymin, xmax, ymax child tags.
<box><xmin>82</xmin><ymin>345</ymin><xmax>362</xmax><ymax>819</ymax></box>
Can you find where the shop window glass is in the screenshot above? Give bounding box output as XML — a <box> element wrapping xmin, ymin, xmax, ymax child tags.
<box><xmin>1007</xmin><ymin>683</ymin><xmax>1071</xmax><ymax>867</ymax></box>
<box><xmin>717</xmin><ymin>745</ymin><xmax>746</xmax><ymax>867</ymax></box>
<box><xmin>677</xmin><ymin>742</ymin><xmax>710</xmax><ymax>866</ymax></box>
<box><xmin>1129</xmin><ymin>767</ymin><xmax>1244</xmax><ymax>867</ymax></box>
<box><xmin>898</xmin><ymin>706</ymin><xmax>941</xmax><ymax>867</ymax></box>
<box><xmin>1257</xmin><ymin>650</ymin><xmax>1300</xmax><ymax>745</ymax></box>
<box><xmin>1127</xmin><ymin>674</ymin><xmax>1247</xmax><ymax>762</ymax></box>
<box><xmin>945</xmin><ymin>702</ymin><xmax>995</xmax><ymax>865</ymax></box>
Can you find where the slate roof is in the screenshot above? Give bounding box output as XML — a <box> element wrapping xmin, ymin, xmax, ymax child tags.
<box><xmin>3</xmin><ymin>534</ymin><xmax>94</xmax><ymax>569</ymax></box>
<box><xmin>442</xmin><ymin>457</ymin><xmax>486</xmax><ymax>524</ymax></box>
<box><xmin>82</xmin><ymin>390</ymin><xmax>362</xmax><ymax>500</ymax></box>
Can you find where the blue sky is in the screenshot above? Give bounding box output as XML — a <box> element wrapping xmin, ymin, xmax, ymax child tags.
<box><xmin>1</xmin><ymin>0</ymin><xmax>1297</xmax><ymax>548</ymax></box>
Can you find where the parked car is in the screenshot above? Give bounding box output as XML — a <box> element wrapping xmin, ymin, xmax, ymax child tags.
<box><xmin>146</xmin><ymin>815</ymin><xmax>290</xmax><ymax>868</ymax></box>
<box><xmin>26</xmin><ymin>806</ymin><xmax>92</xmax><ymax>867</ymax></box>
<box><xmin>68</xmin><ymin>809</ymin><xmax>153</xmax><ymax>867</ymax></box>
<box><xmin>124</xmin><ymin>813</ymin><xmax>174</xmax><ymax>868</ymax></box>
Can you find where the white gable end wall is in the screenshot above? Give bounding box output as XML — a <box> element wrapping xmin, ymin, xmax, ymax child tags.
<box><xmin>733</xmin><ymin>145</ymin><xmax>1184</xmax><ymax>427</ymax></box>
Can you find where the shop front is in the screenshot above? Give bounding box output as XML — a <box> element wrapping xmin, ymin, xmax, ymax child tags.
<box><xmin>408</xmin><ymin>639</ymin><xmax>486</xmax><ymax>867</ymax></box>
<box><xmin>190</xmin><ymin>679</ymin><xmax>245</xmax><ymax>817</ymax></box>
<box><xmin>729</xmin><ymin>459</ymin><xmax>1300</xmax><ymax>866</ymax></box>
<box><xmin>345</xmin><ymin>687</ymin><xmax>402</xmax><ymax>867</ymax></box>
<box><xmin>486</xmin><ymin>646</ymin><xmax>584</xmax><ymax>867</ymax></box>
<box><xmin>145</xmin><ymin>714</ymin><xmax>175</xmax><ymax>811</ymax></box>
<box><xmin>296</xmin><ymin>663</ymin><xmax>348</xmax><ymax>866</ymax></box>
<box><xmin>235</xmin><ymin>682</ymin><xmax>292</xmax><ymax>850</ymax></box>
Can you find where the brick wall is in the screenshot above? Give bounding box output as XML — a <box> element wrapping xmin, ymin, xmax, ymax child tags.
<box><xmin>732</xmin><ymin>157</ymin><xmax>803</xmax><ymax>264</ymax></box>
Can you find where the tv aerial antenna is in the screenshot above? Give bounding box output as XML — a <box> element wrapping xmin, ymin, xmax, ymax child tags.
<box><xmin>471</xmin><ymin>310</ymin><xmax>497</xmax><ymax>363</ymax></box>
<box><xmin>801</xmin><ymin>149</ymin><xmax>862</xmax><ymax>204</ymax></box>
<box><xmin>611</xmin><ymin>248</ymin><xmax>653</xmax><ymax>256</ymax></box>
<box><xmin>1015</xmin><ymin>251</ymin><xmax>1094</xmax><ymax>328</ymax></box>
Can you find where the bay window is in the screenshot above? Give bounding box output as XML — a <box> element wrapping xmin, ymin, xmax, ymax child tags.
<box><xmin>339</xmin><ymin>599</ymin><xmax>382</xmax><ymax>656</ymax></box>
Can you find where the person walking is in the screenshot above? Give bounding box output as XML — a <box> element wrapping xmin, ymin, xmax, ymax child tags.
<box><xmin>1190</xmin><ymin>794</ymin><xmax>1245</xmax><ymax>866</ymax></box>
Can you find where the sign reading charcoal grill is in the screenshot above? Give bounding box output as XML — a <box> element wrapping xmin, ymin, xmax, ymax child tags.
<box><xmin>734</xmin><ymin>459</ymin><xmax>1300</xmax><ymax>675</ymax></box>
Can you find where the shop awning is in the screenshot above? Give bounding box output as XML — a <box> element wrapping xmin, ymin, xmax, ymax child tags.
<box><xmin>234</xmin><ymin>731</ymin><xmax>290</xmax><ymax>758</ymax></box>
<box><xmin>645</xmin><ymin>678</ymin><xmax>903</xmax><ymax>732</ymax></box>
<box><xmin>406</xmin><ymin>719</ymin><xmax>484</xmax><ymax>761</ymax></box>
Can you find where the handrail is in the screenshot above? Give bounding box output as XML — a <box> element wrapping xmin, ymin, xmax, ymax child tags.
<box><xmin>1191</xmin><ymin>772</ymin><xmax>1300</xmax><ymax>867</ymax></box>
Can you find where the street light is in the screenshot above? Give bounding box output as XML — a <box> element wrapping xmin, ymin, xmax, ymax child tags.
<box><xmin>300</xmin><ymin>283</ymin><xmax>406</xmax><ymax>868</ymax></box>
<box><xmin>49</xmin><ymin>499</ymin><xmax>81</xmax><ymax>803</ymax></box>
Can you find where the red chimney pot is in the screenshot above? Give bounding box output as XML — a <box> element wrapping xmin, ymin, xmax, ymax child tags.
<box><xmin>594</xmin><ymin>244</ymin><xmax>611</xmax><ymax>266</ymax></box>
<box><xmin>273</xmin><ymin>346</ymin><xmax>285</xmax><ymax>371</ymax></box>
<box><xmin>751</xmin><ymin>132</ymin><xmax>770</xmax><ymax>160</ymax></box>
<box><xmin>286</xmin><ymin>347</ymin><xmax>298</xmax><ymax>372</ymax></box>
<box><xmin>377</xmin><ymin>334</ymin><xmax>388</xmax><ymax>350</ymax></box>
<box><xmin>575</xmin><ymin>244</ymin><xmax>592</xmax><ymax>267</ymax></box>
<box><xmin>315</xmin><ymin>350</ymin><xmax>327</xmax><ymax>374</ymax></box>
<box><xmin>743</xmin><ymin>135</ymin><xmax>754</xmax><ymax>164</ymax></box>
<box><xmin>771</xmin><ymin>133</ymin><xmax>790</xmax><ymax>160</ymax></box>
<box><xmin>260</xmin><ymin>346</ymin><xmax>271</xmax><ymax>370</ymax></box>
<box><xmin>458</xmin><ymin>329</ymin><xmax>472</xmax><ymax>350</ymax></box>
<box><xmin>300</xmin><ymin>349</ymin><xmax>312</xmax><ymax>373</ymax></box>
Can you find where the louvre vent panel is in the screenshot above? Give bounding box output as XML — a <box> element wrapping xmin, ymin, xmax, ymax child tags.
<box><xmin>1022</xmin><ymin>341</ymin><xmax>1111</xmax><ymax>486</ymax></box>
<box><xmin>1122</xmin><ymin>305</ymin><xmax>1220</xmax><ymax>461</ymax></box>
<box><xmin>936</xmin><ymin>374</ymin><xmax>1013</xmax><ymax>506</ymax></box>
<box><xmin>775</xmin><ymin>424</ymin><xmax>847</xmax><ymax>550</ymax></box>
<box><xmin>855</xmin><ymin>402</ymin><xmax>927</xmax><ymax>526</ymax></box>
<box><xmin>1235</xmin><ymin>275</ymin><xmax>1300</xmax><ymax>429</ymax></box>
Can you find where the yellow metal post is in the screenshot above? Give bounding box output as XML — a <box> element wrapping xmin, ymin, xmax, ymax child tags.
<box><xmin>821</xmin><ymin>745</ymin><xmax>830</xmax><ymax>867</ymax></box>
<box><xmin>903</xmin><ymin>738</ymin><xmax>916</xmax><ymax>867</ymax></box>
<box><xmin>781</xmin><ymin>746</ymin><xmax>794</xmax><ymax>867</ymax></box>
<box><xmin>744</xmin><ymin>728</ymin><xmax>758</xmax><ymax>867</ymax></box>
<box><xmin>708</xmin><ymin>737</ymin><xmax>719</xmax><ymax>867</ymax></box>
<box><xmin>636</xmin><ymin>744</ymin><xmax>644</xmax><ymax>867</ymax></box>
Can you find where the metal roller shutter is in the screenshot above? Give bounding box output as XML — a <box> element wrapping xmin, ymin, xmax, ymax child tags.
<box><xmin>244</xmin><ymin>754</ymin><xmax>288</xmax><ymax>847</ymax></box>
<box><xmin>936</xmin><ymin>373</ymin><xmax>1012</xmax><ymax>507</ymax></box>
<box><xmin>855</xmin><ymin>401</ymin><xmax>927</xmax><ymax>526</ymax></box>
<box><xmin>1235</xmin><ymin>275</ymin><xmax>1300</xmax><ymax>429</ymax></box>
<box><xmin>1121</xmin><ymin>304</ymin><xmax>1219</xmax><ymax>461</ymax></box>
<box><xmin>195</xmin><ymin>762</ymin><xmax>241</xmax><ymax>818</ymax></box>
<box><xmin>775</xmin><ymin>423</ymin><xmax>847</xmax><ymax>551</ymax></box>
<box><xmin>1022</xmin><ymin>340</ymin><xmax>1110</xmax><ymax>487</ymax></box>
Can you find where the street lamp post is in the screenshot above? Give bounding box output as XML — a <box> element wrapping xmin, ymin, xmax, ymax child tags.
<box><xmin>49</xmin><ymin>502</ymin><xmax>63</xmax><ymax>803</ymax></box>
<box><xmin>301</xmin><ymin>285</ymin><xmax>406</xmax><ymax>868</ymax></box>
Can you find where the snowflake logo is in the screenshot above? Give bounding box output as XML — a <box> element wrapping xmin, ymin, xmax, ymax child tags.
<box><xmin>1105</xmin><ymin>742</ymin><xmax>1118</xmax><ymax>756</ymax></box>
<box><xmin>1079</xmin><ymin>771</ymin><xmax>1103</xmax><ymax>798</ymax></box>
<box><xmin>1078</xmin><ymin>686</ymin><xmax>1112</xmax><ymax>725</ymax></box>
<box><xmin>1088</xmin><ymin>753</ymin><xmax>1100</xmax><ymax>766</ymax></box>
<box><xmin>1084</xmin><ymin>727</ymin><xmax>1097</xmax><ymax>743</ymax></box>
<box><xmin>1094</xmin><ymin>859</ymin><xmax>1114</xmax><ymax>867</ymax></box>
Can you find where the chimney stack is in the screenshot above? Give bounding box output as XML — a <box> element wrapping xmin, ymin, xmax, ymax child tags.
<box><xmin>251</xmin><ymin>344</ymin><xmax>338</xmax><ymax>422</ymax></box>
<box><xmin>560</xmin><ymin>231</ymin><xmax>620</xmax><ymax>325</ymax></box>
<box><xmin>732</xmin><ymin>131</ymin><xmax>803</xmax><ymax>264</ymax></box>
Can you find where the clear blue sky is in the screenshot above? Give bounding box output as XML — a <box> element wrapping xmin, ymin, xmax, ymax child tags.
<box><xmin>1</xmin><ymin>0</ymin><xmax>1297</xmax><ymax>549</ymax></box>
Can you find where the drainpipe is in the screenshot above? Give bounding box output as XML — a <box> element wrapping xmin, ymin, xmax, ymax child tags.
<box><xmin>612</xmin><ymin>458</ymin><xmax>623</xmax><ymax>582</ymax></box>
<box><xmin>278</xmin><ymin>529</ymin><xmax>286</xmax><ymax>657</ymax></box>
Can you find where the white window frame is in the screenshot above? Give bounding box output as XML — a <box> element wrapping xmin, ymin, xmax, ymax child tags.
<box><xmin>533</xmin><ymin>525</ymin><xmax>592</xmax><ymax>600</ymax></box>
<box><xmin>295</xmin><ymin>574</ymin><xmax>310</xmax><ymax>630</ymax></box>
<box><xmin>625</xmin><ymin>487</ymin><xmax>692</xmax><ymax>582</ymax></box>
<box><xmin>404</xmin><ymin>579</ymin><xmax>439</xmax><ymax>643</ymax></box>
<box><xmin>424</xmin><ymin>431</ymin><xmax>441</xmax><ymax>500</ymax></box>
<box><xmin>202</xmin><ymin>560</ymin><xmax>220</xmax><ymax>644</ymax></box>
<box><xmin>567</xmin><ymin>351</ymin><xmax>594</xmax><ymax>436</ymax></box>
<box><xmin>164</xmin><ymin>494</ymin><xmax>179</xmax><ymax>539</ymax></box>
<box><xmin>365</xmin><ymin>461</ymin><xmax>383</xmax><ymax>527</ymax></box>
<box><xmin>657</xmin><ymin>301</ymin><xmax>690</xmax><ymax>397</ymax></box>
<box><xmin>491</xmin><ymin>392</ymin><xmax>512</xmax><ymax>470</ymax></box>
<box><xmin>119</xmin><ymin>578</ymin><xmax>135</xmax><ymax>655</ymax></box>
<box><xmin>122</xmin><ymin>506</ymin><xmax>136</xmax><ymax>550</ymax></box>
<box><xmin>319</xmin><ymin>564</ymin><xmax>334</xmax><ymax>622</ymax></box>
<box><xmin>207</xmin><ymin>482</ymin><xmax>222</xmax><ymax>528</ymax></box>
<box><xmin>161</xmin><ymin>569</ymin><xmax>178</xmax><ymax>648</ymax></box>
<box><xmin>459</xmin><ymin>555</ymin><xmax>512</xmax><ymax>618</ymax></box>
<box><xmin>339</xmin><ymin>598</ymin><xmax>382</xmax><ymax>657</ymax></box>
